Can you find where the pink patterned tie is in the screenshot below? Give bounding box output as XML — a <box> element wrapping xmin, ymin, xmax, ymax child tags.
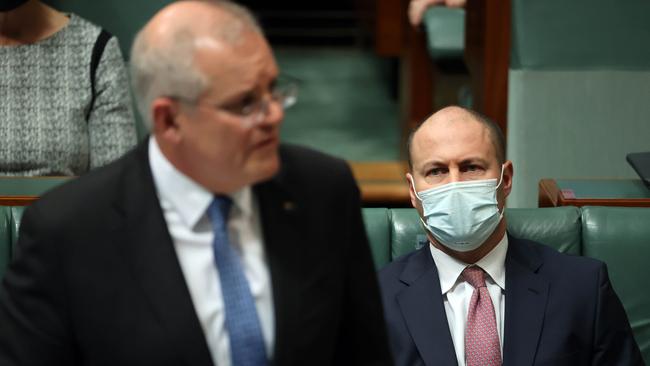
<box><xmin>462</xmin><ymin>266</ymin><xmax>502</xmax><ymax>366</ymax></box>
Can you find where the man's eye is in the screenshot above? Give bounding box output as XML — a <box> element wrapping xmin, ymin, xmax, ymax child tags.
<box><xmin>428</xmin><ymin>168</ymin><xmax>447</xmax><ymax>176</ymax></box>
<box><xmin>461</xmin><ymin>164</ymin><xmax>484</xmax><ymax>174</ymax></box>
<box><xmin>225</xmin><ymin>95</ymin><xmax>257</xmax><ymax>114</ymax></box>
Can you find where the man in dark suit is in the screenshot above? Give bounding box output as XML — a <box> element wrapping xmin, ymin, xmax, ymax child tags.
<box><xmin>0</xmin><ymin>1</ymin><xmax>391</xmax><ymax>365</ymax></box>
<box><xmin>379</xmin><ymin>106</ymin><xmax>643</xmax><ymax>365</ymax></box>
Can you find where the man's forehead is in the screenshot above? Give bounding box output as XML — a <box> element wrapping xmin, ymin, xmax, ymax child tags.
<box><xmin>412</xmin><ymin>117</ymin><xmax>495</xmax><ymax>165</ymax></box>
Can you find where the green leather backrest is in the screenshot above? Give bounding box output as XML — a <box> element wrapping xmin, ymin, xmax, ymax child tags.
<box><xmin>362</xmin><ymin>208</ymin><xmax>391</xmax><ymax>270</ymax></box>
<box><xmin>0</xmin><ymin>207</ymin><xmax>12</xmax><ymax>280</ymax></box>
<box><xmin>422</xmin><ymin>6</ymin><xmax>465</xmax><ymax>61</ymax></box>
<box><xmin>504</xmin><ymin>206</ymin><xmax>581</xmax><ymax>255</ymax></box>
<box><xmin>390</xmin><ymin>208</ymin><xmax>428</xmax><ymax>261</ymax></box>
<box><xmin>363</xmin><ymin>206</ymin><xmax>583</xmax><ymax>269</ymax></box>
<box><xmin>581</xmin><ymin>206</ymin><xmax>650</xmax><ymax>361</ymax></box>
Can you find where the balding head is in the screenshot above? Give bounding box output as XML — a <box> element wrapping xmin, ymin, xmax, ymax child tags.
<box><xmin>130</xmin><ymin>0</ymin><xmax>262</xmax><ymax>129</ymax></box>
<box><xmin>407</xmin><ymin>106</ymin><xmax>506</xmax><ymax>170</ymax></box>
<box><xmin>405</xmin><ymin>105</ymin><xmax>514</xmax><ymax>264</ymax></box>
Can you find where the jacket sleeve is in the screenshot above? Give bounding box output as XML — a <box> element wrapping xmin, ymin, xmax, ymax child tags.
<box><xmin>0</xmin><ymin>204</ymin><xmax>73</xmax><ymax>365</ymax></box>
<box><xmin>333</xmin><ymin>164</ymin><xmax>394</xmax><ymax>366</ymax></box>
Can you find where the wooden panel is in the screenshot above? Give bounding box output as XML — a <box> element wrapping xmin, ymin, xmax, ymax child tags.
<box><xmin>400</xmin><ymin>13</ymin><xmax>435</xmax><ymax>156</ymax></box>
<box><xmin>374</xmin><ymin>0</ymin><xmax>403</xmax><ymax>56</ymax></box>
<box><xmin>350</xmin><ymin>161</ymin><xmax>411</xmax><ymax>206</ymax></box>
<box><xmin>465</xmin><ymin>0</ymin><xmax>510</xmax><ymax>134</ymax></box>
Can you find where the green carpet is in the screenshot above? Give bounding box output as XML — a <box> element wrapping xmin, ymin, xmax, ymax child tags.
<box><xmin>275</xmin><ymin>47</ymin><xmax>400</xmax><ymax>161</ymax></box>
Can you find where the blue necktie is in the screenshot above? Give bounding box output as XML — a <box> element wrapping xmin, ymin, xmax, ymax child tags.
<box><xmin>208</xmin><ymin>196</ymin><xmax>267</xmax><ymax>366</ymax></box>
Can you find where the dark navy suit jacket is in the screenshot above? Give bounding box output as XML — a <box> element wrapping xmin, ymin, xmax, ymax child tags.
<box><xmin>378</xmin><ymin>234</ymin><xmax>643</xmax><ymax>366</ymax></box>
<box><xmin>0</xmin><ymin>141</ymin><xmax>392</xmax><ymax>366</ymax></box>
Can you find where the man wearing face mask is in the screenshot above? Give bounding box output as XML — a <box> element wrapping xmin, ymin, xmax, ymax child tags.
<box><xmin>378</xmin><ymin>106</ymin><xmax>642</xmax><ymax>366</ymax></box>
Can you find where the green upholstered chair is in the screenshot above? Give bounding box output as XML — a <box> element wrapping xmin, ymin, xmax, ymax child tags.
<box><xmin>506</xmin><ymin>0</ymin><xmax>650</xmax><ymax>207</ymax></box>
<box><xmin>581</xmin><ymin>206</ymin><xmax>650</xmax><ymax>360</ymax></box>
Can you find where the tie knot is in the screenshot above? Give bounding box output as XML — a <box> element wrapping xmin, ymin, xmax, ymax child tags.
<box><xmin>208</xmin><ymin>195</ymin><xmax>233</xmax><ymax>223</ymax></box>
<box><xmin>462</xmin><ymin>266</ymin><xmax>487</xmax><ymax>289</ymax></box>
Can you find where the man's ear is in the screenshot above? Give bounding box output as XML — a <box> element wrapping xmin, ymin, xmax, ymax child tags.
<box><xmin>151</xmin><ymin>97</ymin><xmax>182</xmax><ymax>144</ymax></box>
<box><xmin>501</xmin><ymin>160</ymin><xmax>514</xmax><ymax>198</ymax></box>
<box><xmin>406</xmin><ymin>172</ymin><xmax>419</xmax><ymax>209</ymax></box>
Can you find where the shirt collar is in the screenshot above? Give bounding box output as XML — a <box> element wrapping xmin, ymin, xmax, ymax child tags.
<box><xmin>429</xmin><ymin>233</ymin><xmax>508</xmax><ymax>294</ymax></box>
<box><xmin>148</xmin><ymin>137</ymin><xmax>253</xmax><ymax>229</ymax></box>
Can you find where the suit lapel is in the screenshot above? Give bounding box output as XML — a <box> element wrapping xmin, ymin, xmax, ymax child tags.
<box><xmin>254</xmin><ymin>177</ymin><xmax>303</xmax><ymax>365</ymax></box>
<box><xmin>396</xmin><ymin>248</ymin><xmax>458</xmax><ymax>366</ymax></box>
<box><xmin>112</xmin><ymin>141</ymin><xmax>214</xmax><ymax>366</ymax></box>
<box><xmin>503</xmin><ymin>235</ymin><xmax>549</xmax><ymax>366</ymax></box>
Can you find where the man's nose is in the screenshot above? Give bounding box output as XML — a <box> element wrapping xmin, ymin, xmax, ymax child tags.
<box><xmin>259</xmin><ymin>97</ymin><xmax>283</xmax><ymax>127</ymax></box>
<box><xmin>447</xmin><ymin>169</ymin><xmax>462</xmax><ymax>183</ymax></box>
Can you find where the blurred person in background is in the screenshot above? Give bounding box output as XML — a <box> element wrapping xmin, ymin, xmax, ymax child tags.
<box><xmin>0</xmin><ymin>0</ymin><xmax>136</xmax><ymax>176</ymax></box>
<box><xmin>409</xmin><ymin>0</ymin><xmax>466</xmax><ymax>26</ymax></box>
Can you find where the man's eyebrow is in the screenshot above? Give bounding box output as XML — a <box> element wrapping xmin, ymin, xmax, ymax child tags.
<box><xmin>459</xmin><ymin>157</ymin><xmax>489</xmax><ymax>166</ymax></box>
<box><xmin>419</xmin><ymin>159</ymin><xmax>447</xmax><ymax>171</ymax></box>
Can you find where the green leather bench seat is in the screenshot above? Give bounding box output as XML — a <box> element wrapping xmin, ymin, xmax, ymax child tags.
<box><xmin>422</xmin><ymin>6</ymin><xmax>465</xmax><ymax>61</ymax></box>
<box><xmin>581</xmin><ymin>206</ymin><xmax>650</xmax><ymax>357</ymax></box>
<box><xmin>1</xmin><ymin>205</ymin><xmax>647</xmax><ymax>361</ymax></box>
<box><xmin>362</xmin><ymin>205</ymin><xmax>650</xmax><ymax>362</ymax></box>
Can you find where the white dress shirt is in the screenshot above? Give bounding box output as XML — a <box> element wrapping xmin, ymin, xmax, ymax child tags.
<box><xmin>148</xmin><ymin>138</ymin><xmax>275</xmax><ymax>366</ymax></box>
<box><xmin>429</xmin><ymin>234</ymin><xmax>508</xmax><ymax>366</ymax></box>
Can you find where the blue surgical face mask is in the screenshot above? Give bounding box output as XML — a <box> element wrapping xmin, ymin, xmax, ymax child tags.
<box><xmin>411</xmin><ymin>166</ymin><xmax>505</xmax><ymax>252</ymax></box>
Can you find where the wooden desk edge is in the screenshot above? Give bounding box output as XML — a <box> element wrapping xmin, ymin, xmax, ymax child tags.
<box><xmin>538</xmin><ymin>179</ymin><xmax>560</xmax><ymax>207</ymax></box>
<box><xmin>538</xmin><ymin>178</ymin><xmax>650</xmax><ymax>208</ymax></box>
<box><xmin>0</xmin><ymin>196</ymin><xmax>38</xmax><ymax>206</ymax></box>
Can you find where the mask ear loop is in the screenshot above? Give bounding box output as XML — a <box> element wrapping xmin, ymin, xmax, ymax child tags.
<box><xmin>495</xmin><ymin>164</ymin><xmax>505</xmax><ymax>189</ymax></box>
<box><xmin>409</xmin><ymin>174</ymin><xmax>423</xmax><ymax>201</ymax></box>
<box><xmin>495</xmin><ymin>164</ymin><xmax>506</xmax><ymax>217</ymax></box>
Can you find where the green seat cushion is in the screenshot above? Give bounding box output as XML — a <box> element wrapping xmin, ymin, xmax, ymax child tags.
<box><xmin>581</xmin><ymin>206</ymin><xmax>650</xmax><ymax>361</ymax></box>
<box><xmin>422</xmin><ymin>6</ymin><xmax>465</xmax><ymax>61</ymax></box>
<box><xmin>362</xmin><ymin>208</ymin><xmax>391</xmax><ymax>269</ymax></box>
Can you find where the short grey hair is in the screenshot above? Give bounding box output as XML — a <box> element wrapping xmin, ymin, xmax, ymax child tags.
<box><xmin>130</xmin><ymin>0</ymin><xmax>262</xmax><ymax>130</ymax></box>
